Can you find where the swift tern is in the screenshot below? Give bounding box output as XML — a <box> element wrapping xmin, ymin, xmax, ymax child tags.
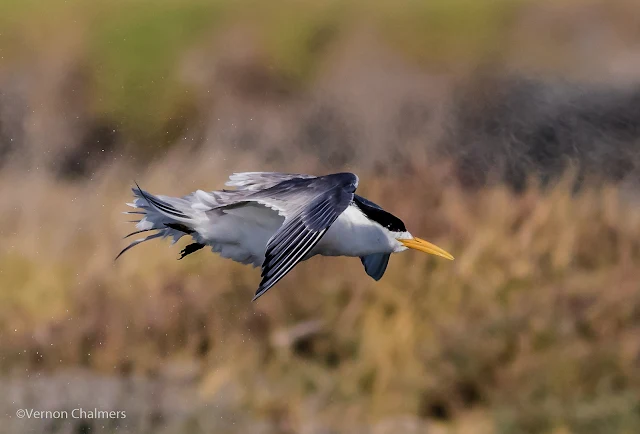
<box><xmin>119</xmin><ymin>172</ymin><xmax>454</xmax><ymax>301</ymax></box>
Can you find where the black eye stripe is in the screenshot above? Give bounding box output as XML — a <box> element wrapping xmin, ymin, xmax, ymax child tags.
<box><xmin>353</xmin><ymin>195</ymin><xmax>406</xmax><ymax>232</ymax></box>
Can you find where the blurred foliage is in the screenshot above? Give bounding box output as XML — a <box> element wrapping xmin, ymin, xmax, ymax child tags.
<box><xmin>242</xmin><ymin>0</ymin><xmax>348</xmax><ymax>83</ymax></box>
<box><xmin>370</xmin><ymin>0</ymin><xmax>523</xmax><ymax>68</ymax></box>
<box><xmin>2</xmin><ymin>161</ymin><xmax>640</xmax><ymax>432</ymax></box>
<box><xmin>0</xmin><ymin>0</ymin><xmax>528</xmax><ymax>148</ymax></box>
<box><xmin>88</xmin><ymin>0</ymin><xmax>225</xmax><ymax>147</ymax></box>
<box><xmin>0</xmin><ymin>253</ymin><xmax>73</xmax><ymax>331</ymax></box>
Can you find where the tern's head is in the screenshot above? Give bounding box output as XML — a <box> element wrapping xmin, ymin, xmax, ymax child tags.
<box><xmin>354</xmin><ymin>195</ymin><xmax>454</xmax><ymax>260</ymax></box>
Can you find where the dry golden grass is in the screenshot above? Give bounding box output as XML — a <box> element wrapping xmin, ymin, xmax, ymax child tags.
<box><xmin>2</xmin><ymin>151</ymin><xmax>640</xmax><ymax>433</ymax></box>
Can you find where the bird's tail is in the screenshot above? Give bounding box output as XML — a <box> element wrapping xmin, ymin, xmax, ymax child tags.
<box><xmin>116</xmin><ymin>184</ymin><xmax>201</xmax><ymax>260</ymax></box>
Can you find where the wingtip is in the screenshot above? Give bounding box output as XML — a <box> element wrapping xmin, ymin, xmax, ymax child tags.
<box><xmin>251</xmin><ymin>287</ymin><xmax>268</xmax><ymax>302</ymax></box>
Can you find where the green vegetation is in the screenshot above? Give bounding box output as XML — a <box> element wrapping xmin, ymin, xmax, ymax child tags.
<box><xmin>0</xmin><ymin>0</ymin><xmax>527</xmax><ymax>147</ymax></box>
<box><xmin>88</xmin><ymin>0</ymin><xmax>225</xmax><ymax>145</ymax></box>
<box><xmin>371</xmin><ymin>0</ymin><xmax>523</xmax><ymax>68</ymax></box>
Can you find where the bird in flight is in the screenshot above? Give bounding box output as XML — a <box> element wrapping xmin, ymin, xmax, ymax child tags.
<box><xmin>118</xmin><ymin>172</ymin><xmax>454</xmax><ymax>301</ymax></box>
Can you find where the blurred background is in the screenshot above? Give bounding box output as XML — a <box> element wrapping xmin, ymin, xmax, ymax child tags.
<box><xmin>2</xmin><ymin>0</ymin><xmax>640</xmax><ymax>433</ymax></box>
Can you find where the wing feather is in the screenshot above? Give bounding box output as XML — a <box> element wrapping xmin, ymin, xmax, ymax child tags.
<box><xmin>251</xmin><ymin>172</ymin><xmax>358</xmax><ymax>300</ymax></box>
<box><xmin>225</xmin><ymin>172</ymin><xmax>315</xmax><ymax>191</ymax></box>
<box><xmin>254</xmin><ymin>231</ymin><xmax>326</xmax><ymax>301</ymax></box>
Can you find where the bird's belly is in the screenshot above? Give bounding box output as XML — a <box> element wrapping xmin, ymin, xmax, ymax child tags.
<box><xmin>195</xmin><ymin>204</ymin><xmax>284</xmax><ymax>266</ymax></box>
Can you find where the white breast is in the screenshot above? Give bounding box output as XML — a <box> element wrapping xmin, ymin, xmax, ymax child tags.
<box><xmin>311</xmin><ymin>205</ymin><xmax>396</xmax><ymax>257</ymax></box>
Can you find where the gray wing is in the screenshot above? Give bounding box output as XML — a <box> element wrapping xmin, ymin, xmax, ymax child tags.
<box><xmin>249</xmin><ymin>172</ymin><xmax>359</xmax><ymax>301</ymax></box>
<box><xmin>225</xmin><ymin>172</ymin><xmax>315</xmax><ymax>192</ymax></box>
<box><xmin>360</xmin><ymin>253</ymin><xmax>390</xmax><ymax>281</ymax></box>
<box><xmin>184</xmin><ymin>173</ymin><xmax>316</xmax><ymax>212</ymax></box>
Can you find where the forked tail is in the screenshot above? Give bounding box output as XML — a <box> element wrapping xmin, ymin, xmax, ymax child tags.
<box><xmin>116</xmin><ymin>183</ymin><xmax>202</xmax><ymax>260</ymax></box>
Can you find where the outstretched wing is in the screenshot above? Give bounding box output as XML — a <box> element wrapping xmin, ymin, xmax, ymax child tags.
<box><xmin>225</xmin><ymin>172</ymin><xmax>315</xmax><ymax>192</ymax></box>
<box><xmin>247</xmin><ymin>172</ymin><xmax>359</xmax><ymax>301</ymax></box>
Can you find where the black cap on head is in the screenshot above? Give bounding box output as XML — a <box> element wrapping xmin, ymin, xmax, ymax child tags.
<box><xmin>353</xmin><ymin>195</ymin><xmax>407</xmax><ymax>233</ymax></box>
